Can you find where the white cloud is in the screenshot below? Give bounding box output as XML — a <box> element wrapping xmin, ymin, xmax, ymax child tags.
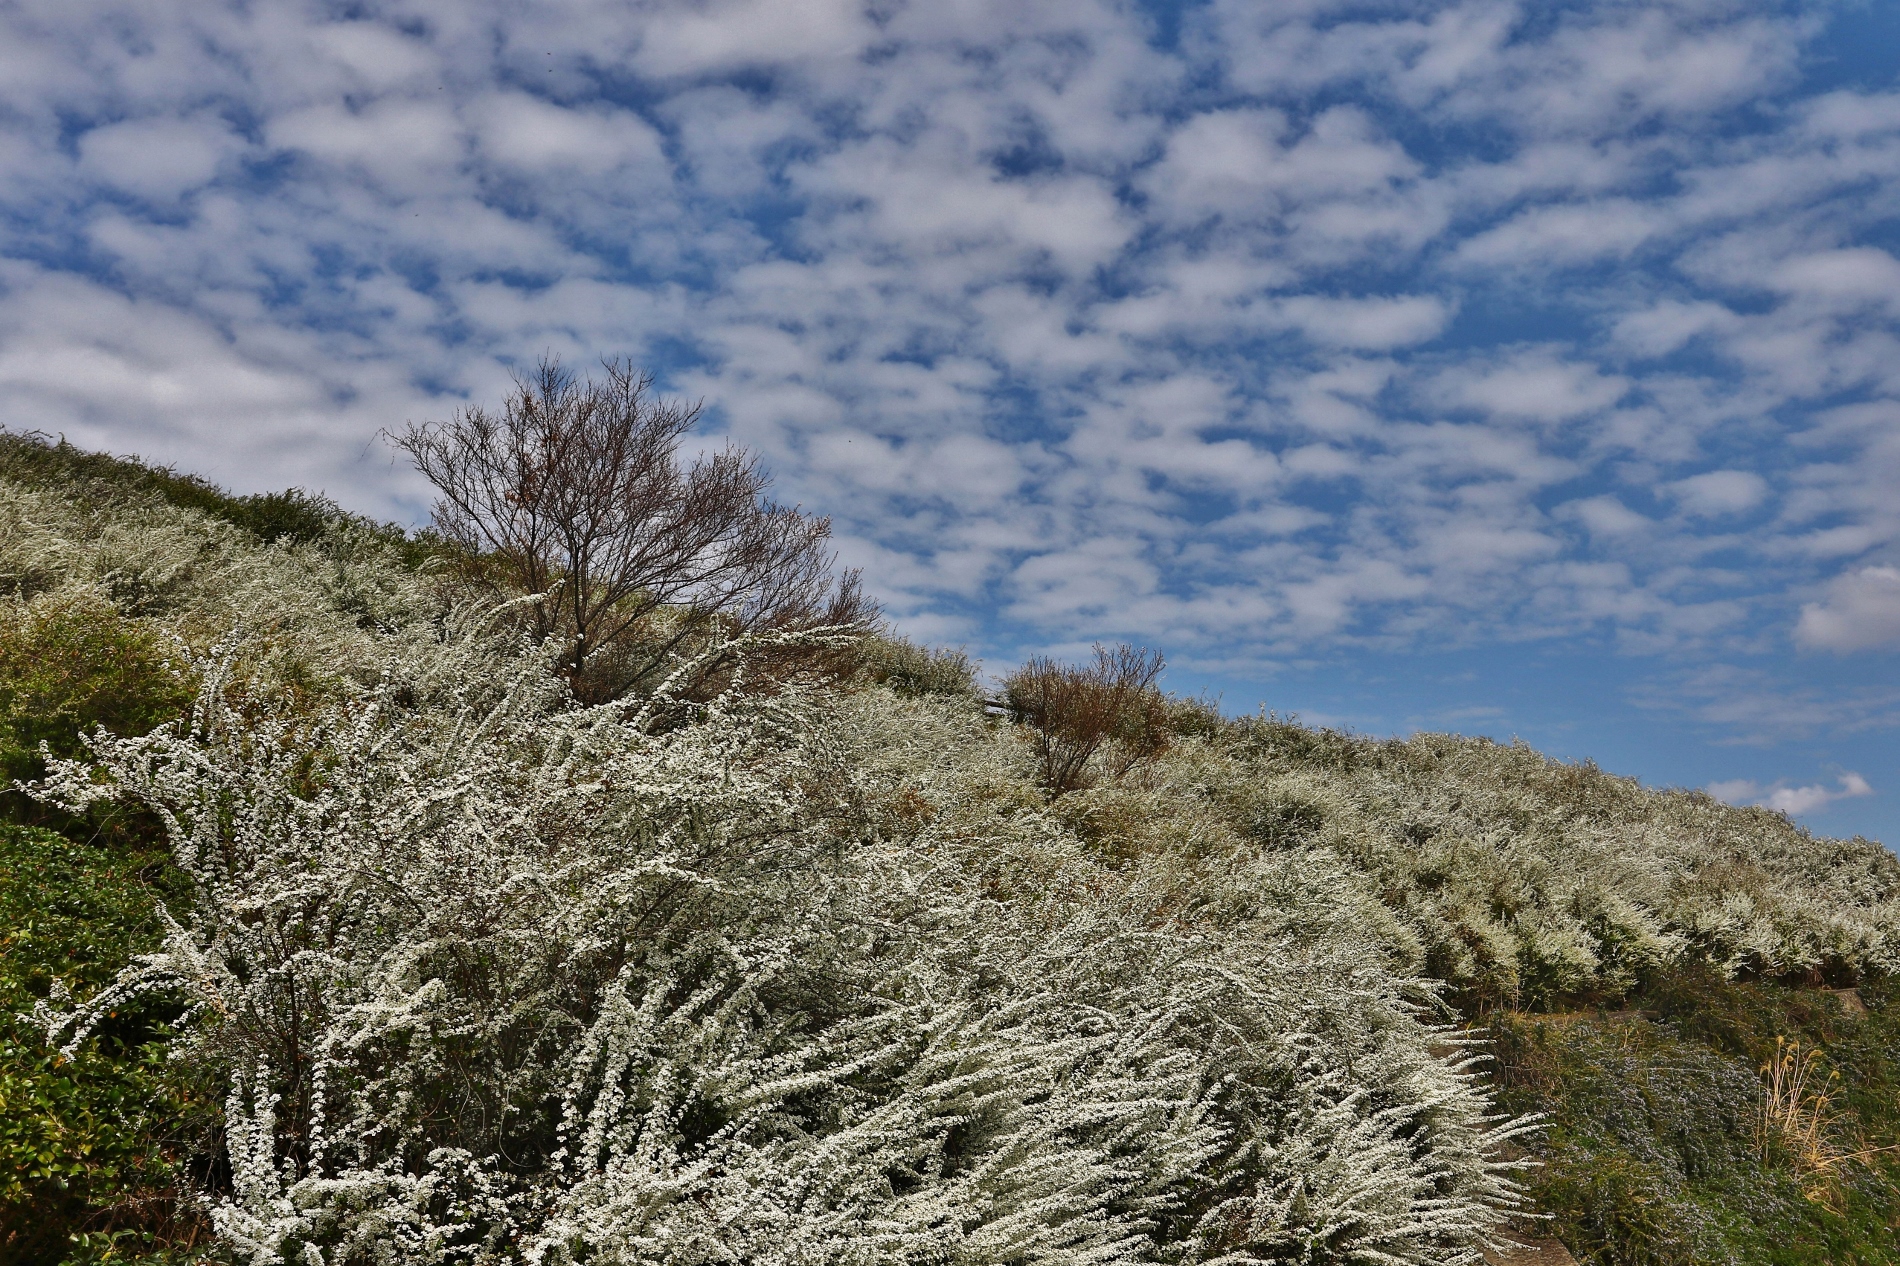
<box><xmin>1455</xmin><ymin>198</ymin><xmax>1664</xmax><ymax>268</ymax></box>
<box><xmin>1145</xmin><ymin>108</ymin><xmax>1287</xmax><ymax>218</ymax></box>
<box><xmin>1558</xmin><ymin>495</ymin><xmax>1652</xmax><ymax>538</ymax></box>
<box><xmin>1769</xmin><ymin>248</ymin><xmax>1900</xmax><ymax>310</ymax></box>
<box><xmin>628</xmin><ymin>0</ymin><xmax>874</xmax><ymax>77</ymax></box>
<box><xmin>0</xmin><ymin>261</ymin><xmax>440</xmax><ymax>504</ymax></box>
<box><xmin>307</xmin><ymin>21</ymin><xmax>440</xmax><ymax>94</ymax></box>
<box><xmin>1796</xmin><ymin>566</ymin><xmax>1900</xmax><ymax>651</ymax></box>
<box><xmin>0</xmin><ymin>0</ymin><xmax>1893</xmax><ymax>698</ymax></box>
<box><xmin>1436</xmin><ymin>353</ymin><xmax>1629</xmax><ymax>423</ymax></box>
<box><xmin>1276</xmin><ymin>295</ymin><xmax>1452</xmax><ymax>349</ymax></box>
<box><xmin>798</xmin><ymin>136</ymin><xmax>1131</xmax><ymax>273</ymax></box>
<box><xmin>1668</xmin><ymin>470</ymin><xmax>1768</xmax><ymax>518</ymax></box>
<box><xmin>1710</xmin><ymin>772</ymin><xmax>1874</xmax><ymax>817</ymax></box>
<box><xmin>469</xmin><ymin>94</ymin><xmax>665</xmax><ymax>174</ymax></box>
<box><xmin>77</xmin><ymin>115</ymin><xmax>247</xmax><ymax>201</ymax></box>
<box><xmin>1611</xmin><ymin>300</ymin><xmax>1741</xmax><ymax>356</ymax></box>
<box><xmin>1145</xmin><ymin>105</ymin><xmax>1423</xmax><ymax>242</ymax></box>
<box><xmin>268</xmin><ymin>99</ymin><xmax>467</xmax><ymax>192</ymax></box>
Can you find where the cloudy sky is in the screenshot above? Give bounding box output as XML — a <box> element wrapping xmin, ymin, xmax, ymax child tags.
<box><xmin>4</xmin><ymin>0</ymin><xmax>1899</xmax><ymax>840</ymax></box>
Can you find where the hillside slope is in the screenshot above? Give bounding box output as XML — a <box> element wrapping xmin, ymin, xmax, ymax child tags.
<box><xmin>4</xmin><ymin>433</ymin><xmax>1899</xmax><ymax>1266</ymax></box>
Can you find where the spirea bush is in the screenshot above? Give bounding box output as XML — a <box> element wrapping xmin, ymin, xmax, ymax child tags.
<box><xmin>1033</xmin><ymin>719</ymin><xmax>1900</xmax><ymax>1009</ymax></box>
<box><xmin>0</xmin><ymin>476</ymin><xmax>444</xmax><ymax>687</ymax></box>
<box><xmin>17</xmin><ymin>451</ymin><xmax>1900</xmax><ymax>1264</ymax></box>
<box><xmin>32</xmin><ymin>615</ymin><xmax>1531</xmax><ymax>1266</ymax></box>
<box><xmin>1263</xmin><ymin>727</ymin><xmax>1900</xmax><ymax>1000</ymax></box>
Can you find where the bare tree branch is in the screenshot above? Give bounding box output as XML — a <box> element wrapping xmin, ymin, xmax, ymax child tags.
<box><xmin>389</xmin><ymin>356</ymin><xmax>875</xmax><ymax>700</ymax></box>
<box><xmin>1003</xmin><ymin>644</ymin><xmax>1168</xmax><ymax>795</ymax></box>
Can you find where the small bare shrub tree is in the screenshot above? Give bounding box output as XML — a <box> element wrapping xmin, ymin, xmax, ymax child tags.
<box><xmin>1004</xmin><ymin>643</ymin><xmax>1167</xmax><ymax>795</ymax></box>
<box><xmin>392</xmin><ymin>358</ymin><xmax>871</xmax><ymax>700</ymax></box>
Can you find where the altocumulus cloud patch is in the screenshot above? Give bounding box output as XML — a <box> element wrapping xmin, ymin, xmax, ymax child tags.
<box><xmin>1</xmin><ymin>0</ymin><xmax>1897</xmax><ymax>831</ymax></box>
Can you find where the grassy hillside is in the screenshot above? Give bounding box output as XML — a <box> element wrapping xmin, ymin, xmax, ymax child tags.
<box><xmin>3</xmin><ymin>430</ymin><xmax>1899</xmax><ymax>1265</ymax></box>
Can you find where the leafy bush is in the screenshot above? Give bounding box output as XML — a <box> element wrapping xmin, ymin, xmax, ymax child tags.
<box><xmin>0</xmin><ymin>825</ymin><xmax>207</xmax><ymax>1264</ymax></box>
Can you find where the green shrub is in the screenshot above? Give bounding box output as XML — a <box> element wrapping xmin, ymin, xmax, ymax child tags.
<box><xmin>0</xmin><ymin>591</ymin><xmax>195</xmax><ymax>833</ymax></box>
<box><xmin>852</xmin><ymin>631</ymin><xmax>980</xmax><ymax>698</ymax></box>
<box><xmin>1491</xmin><ymin>972</ymin><xmax>1900</xmax><ymax>1264</ymax></box>
<box><xmin>0</xmin><ymin>826</ymin><xmax>204</xmax><ymax>1264</ymax></box>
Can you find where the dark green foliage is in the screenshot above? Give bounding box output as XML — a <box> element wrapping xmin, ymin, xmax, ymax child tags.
<box><xmin>1244</xmin><ymin>790</ymin><xmax>1329</xmax><ymax>848</ymax></box>
<box><xmin>1491</xmin><ymin>970</ymin><xmax>1900</xmax><ymax>1264</ymax></box>
<box><xmin>1232</xmin><ymin>714</ymin><xmax>1370</xmax><ymax>774</ymax></box>
<box><xmin>1154</xmin><ymin>692</ymin><xmax>1227</xmax><ymax>741</ymax></box>
<box><xmin>0</xmin><ymin>826</ymin><xmax>208</xmax><ymax>1265</ymax></box>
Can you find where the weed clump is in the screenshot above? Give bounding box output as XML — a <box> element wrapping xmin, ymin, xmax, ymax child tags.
<box><xmin>850</xmin><ymin>632</ymin><xmax>979</xmax><ymax>699</ymax></box>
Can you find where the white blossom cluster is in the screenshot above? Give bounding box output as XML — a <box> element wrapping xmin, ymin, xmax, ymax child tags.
<box><xmin>17</xmin><ymin>475</ymin><xmax>1900</xmax><ymax>1264</ymax></box>
<box><xmin>0</xmin><ymin>477</ymin><xmax>442</xmax><ymax>679</ymax></box>
<box><xmin>33</xmin><ymin>612</ymin><xmax>1531</xmax><ymax>1266</ymax></box>
<box><xmin>1049</xmin><ymin>725</ymin><xmax>1900</xmax><ymax>1005</ymax></box>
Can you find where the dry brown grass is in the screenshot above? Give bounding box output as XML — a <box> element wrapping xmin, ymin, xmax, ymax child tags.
<box><xmin>1758</xmin><ymin>1036</ymin><xmax>1897</xmax><ymax>1204</ymax></box>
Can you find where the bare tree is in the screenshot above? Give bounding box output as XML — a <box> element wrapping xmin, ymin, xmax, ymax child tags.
<box><xmin>1003</xmin><ymin>643</ymin><xmax>1168</xmax><ymax>795</ymax></box>
<box><xmin>391</xmin><ymin>357</ymin><xmax>872</xmax><ymax>700</ymax></box>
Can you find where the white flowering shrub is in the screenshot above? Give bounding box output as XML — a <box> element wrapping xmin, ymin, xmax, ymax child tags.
<box><xmin>32</xmin><ymin>613</ymin><xmax>1531</xmax><ymax>1266</ymax></box>
<box><xmin>17</xmin><ymin>466</ymin><xmax>1900</xmax><ymax>1264</ymax></box>
<box><xmin>1032</xmin><ymin>718</ymin><xmax>1900</xmax><ymax>1005</ymax></box>
<box><xmin>0</xmin><ymin>476</ymin><xmax>444</xmax><ymax>687</ymax></box>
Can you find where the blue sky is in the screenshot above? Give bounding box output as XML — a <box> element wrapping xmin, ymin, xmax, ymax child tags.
<box><xmin>3</xmin><ymin>0</ymin><xmax>1898</xmax><ymax>842</ymax></box>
